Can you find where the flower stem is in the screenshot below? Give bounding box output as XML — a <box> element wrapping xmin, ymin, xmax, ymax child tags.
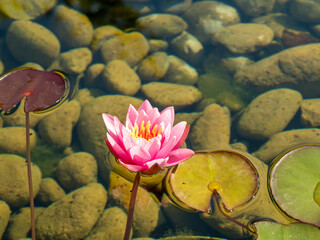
<box><xmin>26</xmin><ymin>112</ymin><xmax>36</xmax><ymax>240</ymax></box>
<box><xmin>123</xmin><ymin>172</ymin><xmax>140</xmax><ymax>240</ymax></box>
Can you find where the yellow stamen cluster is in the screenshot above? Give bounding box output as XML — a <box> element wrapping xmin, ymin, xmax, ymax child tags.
<box><xmin>131</xmin><ymin>121</ymin><xmax>161</xmax><ymax>141</ymax></box>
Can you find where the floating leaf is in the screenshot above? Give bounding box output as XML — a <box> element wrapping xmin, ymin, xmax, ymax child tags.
<box><xmin>269</xmin><ymin>145</ymin><xmax>320</xmax><ymax>226</ymax></box>
<box><xmin>254</xmin><ymin>221</ymin><xmax>320</xmax><ymax>240</ymax></box>
<box><xmin>167</xmin><ymin>150</ymin><xmax>259</xmax><ymax>212</ymax></box>
<box><xmin>314</xmin><ymin>181</ymin><xmax>320</xmax><ymax>207</ymax></box>
<box><xmin>0</xmin><ymin>68</ymin><xmax>69</xmax><ymax>114</ymax></box>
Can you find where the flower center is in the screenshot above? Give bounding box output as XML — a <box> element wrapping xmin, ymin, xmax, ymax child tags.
<box><xmin>130</xmin><ymin>121</ymin><xmax>161</xmax><ymax>141</ymax></box>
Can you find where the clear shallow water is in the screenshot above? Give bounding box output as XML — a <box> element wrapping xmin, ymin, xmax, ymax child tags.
<box><xmin>0</xmin><ymin>0</ymin><xmax>320</xmax><ymax>239</ymax></box>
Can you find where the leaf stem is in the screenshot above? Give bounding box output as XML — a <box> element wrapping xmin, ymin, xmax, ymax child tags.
<box><xmin>26</xmin><ymin>112</ymin><xmax>36</xmax><ymax>240</ymax></box>
<box><xmin>123</xmin><ymin>171</ymin><xmax>140</xmax><ymax>240</ymax></box>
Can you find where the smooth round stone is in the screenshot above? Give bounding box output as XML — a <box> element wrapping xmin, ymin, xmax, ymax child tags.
<box><xmin>52</xmin><ymin>5</ymin><xmax>93</xmax><ymax>49</ymax></box>
<box><xmin>0</xmin><ymin>117</ymin><xmax>3</xmax><ymax>128</ymax></box>
<box><xmin>234</xmin><ymin>43</ymin><xmax>320</xmax><ymax>97</ymax></box>
<box><xmin>55</xmin><ymin>152</ymin><xmax>98</xmax><ymax>191</ymax></box>
<box><xmin>300</xmin><ymin>99</ymin><xmax>320</xmax><ymax>127</ymax></box>
<box><xmin>102</xmin><ymin>60</ymin><xmax>141</xmax><ymax>95</ymax></box>
<box><xmin>136</xmin><ymin>13</ymin><xmax>187</xmax><ymax>38</ymax></box>
<box><xmin>0</xmin><ymin>127</ymin><xmax>37</xmax><ymax>155</ymax></box>
<box><xmin>36</xmin><ymin>178</ymin><xmax>65</xmax><ymax>206</ymax></box>
<box><xmin>213</xmin><ymin>23</ymin><xmax>274</xmax><ymax>54</ymax></box>
<box><xmin>19</xmin><ymin>62</ymin><xmax>44</xmax><ymax>70</ymax></box>
<box><xmin>91</xmin><ymin>25</ymin><xmax>123</xmax><ymax>52</ymax></box>
<box><xmin>164</xmin><ymin>55</ymin><xmax>198</xmax><ymax>85</ymax></box>
<box><xmin>73</xmin><ymin>88</ymin><xmax>105</xmax><ymax>107</ymax></box>
<box><xmin>36</xmin><ymin>183</ymin><xmax>107</xmax><ymax>240</ymax></box>
<box><xmin>237</xmin><ymin>88</ymin><xmax>302</xmax><ymax>140</ymax></box>
<box><xmin>6</xmin><ymin>20</ymin><xmax>60</xmax><ymax>67</ymax></box>
<box><xmin>100</xmin><ymin>32</ymin><xmax>149</xmax><ymax>67</ymax></box>
<box><xmin>47</xmin><ymin>47</ymin><xmax>92</xmax><ymax>74</ymax></box>
<box><xmin>148</xmin><ymin>39</ymin><xmax>169</xmax><ymax>52</ymax></box>
<box><xmin>253</xmin><ymin>128</ymin><xmax>320</xmax><ymax>163</ymax></box>
<box><xmin>171</xmin><ymin>31</ymin><xmax>204</xmax><ymax>66</ymax></box>
<box><xmin>141</xmin><ymin>82</ymin><xmax>202</xmax><ymax>110</ymax></box>
<box><xmin>158</xmin><ymin>0</ymin><xmax>193</xmax><ymax>14</ymax></box>
<box><xmin>0</xmin><ymin>200</ymin><xmax>10</xmax><ymax>239</ymax></box>
<box><xmin>84</xmin><ymin>207</ymin><xmax>128</xmax><ymax>240</ymax></box>
<box><xmin>189</xmin><ymin>104</ymin><xmax>230</xmax><ymax>150</ymax></box>
<box><xmin>4</xmin><ymin>207</ymin><xmax>45</xmax><ymax>240</ymax></box>
<box><xmin>84</xmin><ymin>63</ymin><xmax>105</xmax><ymax>88</ymax></box>
<box><xmin>289</xmin><ymin>0</ymin><xmax>320</xmax><ymax>23</ymax></box>
<box><xmin>174</xmin><ymin>112</ymin><xmax>202</xmax><ymax>126</ymax></box>
<box><xmin>38</xmin><ymin>100</ymin><xmax>81</xmax><ymax>149</ymax></box>
<box><xmin>234</xmin><ymin>0</ymin><xmax>276</xmax><ymax>17</ymax></box>
<box><xmin>183</xmin><ymin>1</ymin><xmax>240</xmax><ymax>43</ymax></box>
<box><xmin>0</xmin><ymin>154</ymin><xmax>41</xmax><ymax>209</ymax></box>
<box><xmin>0</xmin><ymin>0</ymin><xmax>57</xmax><ymax>20</ymax></box>
<box><xmin>137</xmin><ymin>51</ymin><xmax>169</xmax><ymax>82</ymax></box>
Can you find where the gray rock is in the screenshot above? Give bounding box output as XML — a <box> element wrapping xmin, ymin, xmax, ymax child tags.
<box><xmin>77</xmin><ymin>95</ymin><xmax>143</xmax><ymax>183</ymax></box>
<box><xmin>36</xmin><ymin>178</ymin><xmax>65</xmax><ymax>206</ymax></box>
<box><xmin>100</xmin><ymin>32</ymin><xmax>149</xmax><ymax>67</ymax></box>
<box><xmin>289</xmin><ymin>0</ymin><xmax>320</xmax><ymax>23</ymax></box>
<box><xmin>164</xmin><ymin>55</ymin><xmax>198</xmax><ymax>85</ymax></box>
<box><xmin>38</xmin><ymin>100</ymin><xmax>81</xmax><ymax>149</ymax></box>
<box><xmin>85</xmin><ymin>207</ymin><xmax>128</xmax><ymax>240</ymax></box>
<box><xmin>213</xmin><ymin>23</ymin><xmax>274</xmax><ymax>54</ymax></box>
<box><xmin>300</xmin><ymin>99</ymin><xmax>320</xmax><ymax>127</ymax></box>
<box><xmin>234</xmin><ymin>43</ymin><xmax>320</xmax><ymax>97</ymax></box>
<box><xmin>183</xmin><ymin>1</ymin><xmax>240</xmax><ymax>44</ymax></box>
<box><xmin>137</xmin><ymin>52</ymin><xmax>169</xmax><ymax>82</ymax></box>
<box><xmin>141</xmin><ymin>82</ymin><xmax>202</xmax><ymax>110</ymax></box>
<box><xmin>0</xmin><ymin>154</ymin><xmax>41</xmax><ymax>209</ymax></box>
<box><xmin>4</xmin><ymin>207</ymin><xmax>44</xmax><ymax>240</ymax></box>
<box><xmin>253</xmin><ymin>128</ymin><xmax>320</xmax><ymax>163</ymax></box>
<box><xmin>0</xmin><ymin>127</ymin><xmax>37</xmax><ymax>155</ymax></box>
<box><xmin>189</xmin><ymin>104</ymin><xmax>230</xmax><ymax>150</ymax></box>
<box><xmin>102</xmin><ymin>60</ymin><xmax>141</xmax><ymax>95</ymax></box>
<box><xmin>55</xmin><ymin>152</ymin><xmax>98</xmax><ymax>191</ymax></box>
<box><xmin>36</xmin><ymin>183</ymin><xmax>107</xmax><ymax>240</ymax></box>
<box><xmin>234</xmin><ymin>0</ymin><xmax>276</xmax><ymax>17</ymax></box>
<box><xmin>52</xmin><ymin>5</ymin><xmax>94</xmax><ymax>49</ymax></box>
<box><xmin>47</xmin><ymin>47</ymin><xmax>92</xmax><ymax>74</ymax></box>
<box><xmin>171</xmin><ymin>31</ymin><xmax>205</xmax><ymax>66</ymax></box>
<box><xmin>0</xmin><ymin>0</ymin><xmax>57</xmax><ymax>20</ymax></box>
<box><xmin>0</xmin><ymin>200</ymin><xmax>10</xmax><ymax>239</ymax></box>
<box><xmin>90</xmin><ymin>25</ymin><xmax>123</xmax><ymax>52</ymax></box>
<box><xmin>6</xmin><ymin>20</ymin><xmax>60</xmax><ymax>67</ymax></box>
<box><xmin>237</xmin><ymin>89</ymin><xmax>302</xmax><ymax>140</ymax></box>
<box><xmin>136</xmin><ymin>13</ymin><xmax>187</xmax><ymax>38</ymax></box>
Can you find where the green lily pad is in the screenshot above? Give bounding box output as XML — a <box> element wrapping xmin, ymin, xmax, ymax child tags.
<box><xmin>168</xmin><ymin>150</ymin><xmax>258</xmax><ymax>212</ymax></box>
<box><xmin>269</xmin><ymin>145</ymin><xmax>320</xmax><ymax>226</ymax></box>
<box><xmin>254</xmin><ymin>221</ymin><xmax>320</xmax><ymax>240</ymax></box>
<box><xmin>314</xmin><ymin>181</ymin><xmax>320</xmax><ymax>207</ymax></box>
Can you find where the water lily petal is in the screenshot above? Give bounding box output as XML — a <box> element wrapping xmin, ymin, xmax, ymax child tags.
<box><xmin>155</xmin><ymin>136</ymin><xmax>177</xmax><ymax>159</ymax></box>
<box><xmin>121</xmin><ymin>127</ymin><xmax>136</xmax><ymax>151</ymax></box>
<box><xmin>145</xmin><ymin>157</ymin><xmax>169</xmax><ymax>169</ymax></box>
<box><xmin>166</xmin><ymin>148</ymin><xmax>194</xmax><ymax>166</ymax></box>
<box><xmin>126</xmin><ymin>104</ymin><xmax>138</xmax><ymax>129</ymax></box>
<box><xmin>102</xmin><ymin>113</ymin><xmax>117</xmax><ymax>135</ymax></box>
<box><xmin>170</xmin><ymin>121</ymin><xmax>187</xmax><ymax>149</ymax></box>
<box><xmin>153</xmin><ymin>106</ymin><xmax>174</xmax><ymax>129</ymax></box>
<box><xmin>173</xmin><ymin>124</ymin><xmax>190</xmax><ymax>150</ymax></box>
<box><xmin>135</xmin><ymin>109</ymin><xmax>149</xmax><ymax>127</ymax></box>
<box><xmin>106</xmin><ymin>133</ymin><xmax>130</xmax><ymax>162</ymax></box>
<box><xmin>129</xmin><ymin>145</ymin><xmax>151</xmax><ymax>164</ymax></box>
<box><xmin>118</xmin><ymin>160</ymin><xmax>146</xmax><ymax>172</ymax></box>
<box><xmin>146</xmin><ymin>107</ymin><xmax>160</xmax><ymax>123</ymax></box>
<box><xmin>138</xmin><ymin>99</ymin><xmax>153</xmax><ymax>113</ymax></box>
<box><xmin>144</xmin><ymin>137</ymin><xmax>161</xmax><ymax>159</ymax></box>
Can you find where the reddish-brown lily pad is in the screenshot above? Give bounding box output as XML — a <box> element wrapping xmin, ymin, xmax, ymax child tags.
<box><xmin>0</xmin><ymin>68</ymin><xmax>69</xmax><ymax>113</ymax></box>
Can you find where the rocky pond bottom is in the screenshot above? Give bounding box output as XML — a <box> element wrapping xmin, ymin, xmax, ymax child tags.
<box><xmin>0</xmin><ymin>0</ymin><xmax>320</xmax><ymax>239</ymax></box>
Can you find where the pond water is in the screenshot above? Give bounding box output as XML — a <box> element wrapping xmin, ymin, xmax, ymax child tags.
<box><xmin>0</xmin><ymin>0</ymin><xmax>320</xmax><ymax>239</ymax></box>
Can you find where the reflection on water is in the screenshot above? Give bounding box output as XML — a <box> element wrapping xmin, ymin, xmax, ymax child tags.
<box><xmin>0</xmin><ymin>0</ymin><xmax>320</xmax><ymax>239</ymax></box>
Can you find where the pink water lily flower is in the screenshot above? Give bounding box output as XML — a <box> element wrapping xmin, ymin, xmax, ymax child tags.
<box><xmin>103</xmin><ymin>100</ymin><xmax>194</xmax><ymax>173</ymax></box>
